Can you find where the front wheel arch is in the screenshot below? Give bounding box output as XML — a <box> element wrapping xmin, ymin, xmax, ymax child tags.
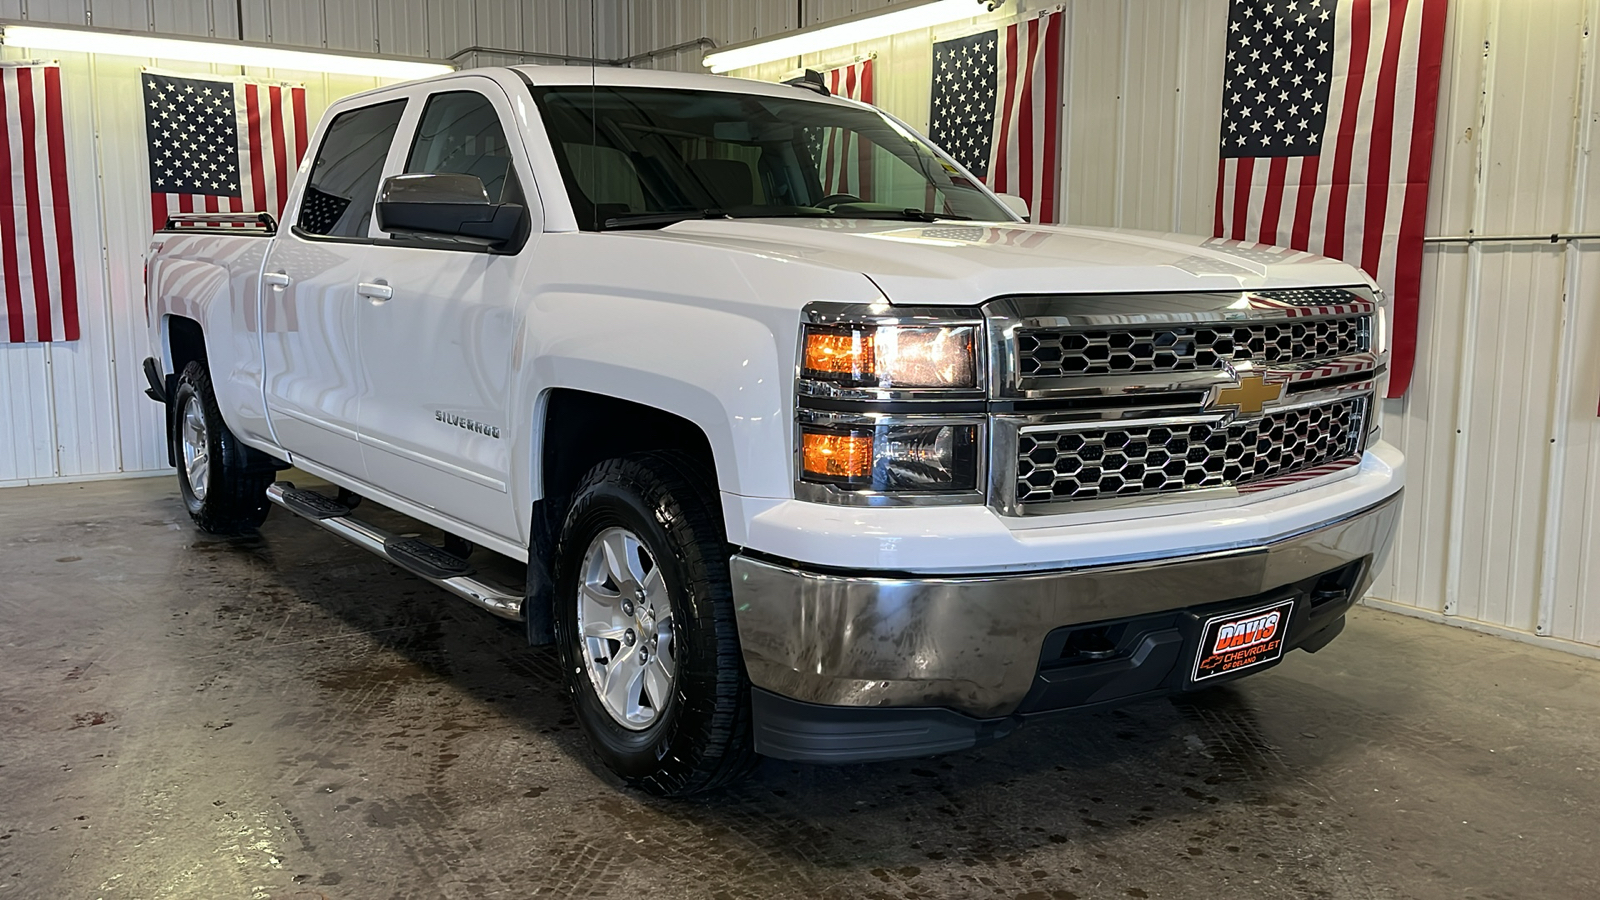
<box><xmin>523</xmin><ymin>390</ymin><xmax>723</xmax><ymax>646</ymax></box>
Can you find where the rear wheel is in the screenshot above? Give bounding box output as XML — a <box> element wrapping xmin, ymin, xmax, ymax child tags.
<box><xmin>172</xmin><ymin>361</ymin><xmax>273</xmax><ymax>534</ymax></box>
<box><xmin>552</xmin><ymin>452</ymin><xmax>757</xmax><ymax>795</ymax></box>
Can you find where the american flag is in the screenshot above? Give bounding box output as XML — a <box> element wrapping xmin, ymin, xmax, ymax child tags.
<box><xmin>810</xmin><ymin>59</ymin><xmax>875</xmax><ymax>197</ymax></box>
<box><xmin>143</xmin><ymin>70</ymin><xmax>308</xmax><ymax>234</ymax></box>
<box><xmin>929</xmin><ymin>10</ymin><xmax>1063</xmax><ymax>223</ymax></box>
<box><xmin>1213</xmin><ymin>0</ymin><xmax>1449</xmax><ymax>398</ymax></box>
<box><xmin>1</xmin><ymin>62</ymin><xmax>79</xmax><ymax>344</ymax></box>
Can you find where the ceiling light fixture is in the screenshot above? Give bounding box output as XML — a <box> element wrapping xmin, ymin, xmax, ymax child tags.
<box><xmin>702</xmin><ymin>0</ymin><xmax>997</xmax><ymax>74</ymax></box>
<box><xmin>0</xmin><ymin>22</ymin><xmax>454</xmax><ymax>80</ymax></box>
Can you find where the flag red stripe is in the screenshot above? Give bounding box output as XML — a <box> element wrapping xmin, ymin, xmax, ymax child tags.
<box><xmin>18</xmin><ymin>68</ymin><xmax>53</xmax><ymax>342</ymax></box>
<box><xmin>292</xmin><ymin>87</ymin><xmax>308</xmax><ymax>165</ymax></box>
<box><xmin>42</xmin><ymin>66</ymin><xmax>77</xmax><ymax>340</ymax></box>
<box><xmin>1390</xmin><ymin>0</ymin><xmax>1449</xmax><ymax>398</ymax></box>
<box><xmin>1016</xmin><ymin>17</ymin><xmax>1041</xmax><ymax>207</ymax></box>
<box><xmin>244</xmin><ymin>84</ymin><xmax>269</xmax><ymax>216</ymax></box>
<box><xmin>0</xmin><ymin>77</ymin><xmax>21</xmax><ymax>343</ymax></box>
<box><xmin>1258</xmin><ymin>156</ymin><xmax>1289</xmax><ymax>245</ymax></box>
<box><xmin>1361</xmin><ymin>0</ymin><xmax>1409</xmax><ymax>277</ymax></box>
<box><xmin>1230</xmin><ymin>157</ymin><xmax>1255</xmax><ymax>240</ymax></box>
<box><xmin>1290</xmin><ymin>154</ymin><xmax>1321</xmax><ymax>251</ymax></box>
<box><xmin>268</xmin><ymin>86</ymin><xmax>289</xmax><ymax>217</ymax></box>
<box><xmin>1040</xmin><ymin>15</ymin><xmax>1062</xmax><ymax>223</ymax></box>
<box><xmin>1213</xmin><ymin>158</ymin><xmax>1227</xmax><ymax>238</ymax></box>
<box><xmin>856</xmin><ymin>60</ymin><xmax>874</xmax><ymax>197</ymax></box>
<box><xmin>994</xmin><ymin>21</ymin><xmax>1020</xmax><ymax>188</ymax></box>
<box><xmin>1324</xmin><ymin>0</ymin><xmax>1372</xmax><ymax>260</ymax></box>
<box><xmin>842</xmin><ymin>65</ymin><xmax>857</xmax><ymax>192</ymax></box>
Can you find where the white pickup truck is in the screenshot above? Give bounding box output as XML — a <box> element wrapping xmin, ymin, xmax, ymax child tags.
<box><xmin>143</xmin><ymin>65</ymin><xmax>1403</xmax><ymax>795</ymax></box>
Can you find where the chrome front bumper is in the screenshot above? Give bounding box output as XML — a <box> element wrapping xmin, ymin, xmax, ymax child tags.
<box><xmin>731</xmin><ymin>490</ymin><xmax>1402</xmax><ymax>719</ymax></box>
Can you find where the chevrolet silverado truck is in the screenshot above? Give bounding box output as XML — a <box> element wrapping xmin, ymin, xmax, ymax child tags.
<box><xmin>142</xmin><ymin>65</ymin><xmax>1403</xmax><ymax>796</ymax></box>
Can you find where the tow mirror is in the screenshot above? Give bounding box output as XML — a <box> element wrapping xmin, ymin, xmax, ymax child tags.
<box><xmin>376</xmin><ymin>173</ymin><xmax>523</xmax><ymax>246</ymax></box>
<box><xmin>996</xmin><ymin>192</ymin><xmax>1030</xmax><ymax>222</ymax></box>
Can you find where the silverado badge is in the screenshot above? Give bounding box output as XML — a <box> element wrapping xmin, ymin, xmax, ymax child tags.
<box><xmin>435</xmin><ymin>410</ymin><xmax>501</xmax><ymax>439</ymax></box>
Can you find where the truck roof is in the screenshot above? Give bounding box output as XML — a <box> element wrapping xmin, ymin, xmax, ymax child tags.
<box><xmin>507</xmin><ymin>64</ymin><xmax>861</xmax><ymax>105</ymax></box>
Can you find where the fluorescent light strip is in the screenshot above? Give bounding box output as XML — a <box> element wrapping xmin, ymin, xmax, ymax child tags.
<box><xmin>703</xmin><ymin>0</ymin><xmax>988</xmax><ymax>74</ymax></box>
<box><xmin>1</xmin><ymin>23</ymin><xmax>454</xmax><ymax>80</ymax></box>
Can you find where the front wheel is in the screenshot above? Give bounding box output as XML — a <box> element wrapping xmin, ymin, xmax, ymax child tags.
<box><xmin>172</xmin><ymin>361</ymin><xmax>273</xmax><ymax>534</ymax></box>
<box><xmin>552</xmin><ymin>452</ymin><xmax>757</xmax><ymax>796</ymax></box>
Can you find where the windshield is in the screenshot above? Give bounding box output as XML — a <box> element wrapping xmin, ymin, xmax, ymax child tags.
<box><xmin>529</xmin><ymin>85</ymin><xmax>1013</xmax><ymax>230</ymax></box>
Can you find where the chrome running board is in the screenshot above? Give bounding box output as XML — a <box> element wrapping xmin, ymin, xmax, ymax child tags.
<box><xmin>266</xmin><ymin>482</ymin><xmax>524</xmax><ymax>622</ymax></box>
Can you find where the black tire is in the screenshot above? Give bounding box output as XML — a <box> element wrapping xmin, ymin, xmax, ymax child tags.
<box><xmin>552</xmin><ymin>452</ymin><xmax>758</xmax><ymax>796</ymax></box>
<box><xmin>171</xmin><ymin>360</ymin><xmax>273</xmax><ymax>534</ymax></box>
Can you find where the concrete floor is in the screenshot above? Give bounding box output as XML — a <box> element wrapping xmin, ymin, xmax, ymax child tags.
<box><xmin>2</xmin><ymin>477</ymin><xmax>1597</xmax><ymax>900</ymax></box>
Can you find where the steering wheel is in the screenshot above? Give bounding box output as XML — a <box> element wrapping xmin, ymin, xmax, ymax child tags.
<box><xmin>815</xmin><ymin>193</ymin><xmax>864</xmax><ymax>209</ymax></box>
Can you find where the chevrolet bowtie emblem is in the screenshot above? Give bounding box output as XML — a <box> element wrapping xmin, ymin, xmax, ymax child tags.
<box><xmin>1212</xmin><ymin>373</ymin><xmax>1284</xmax><ymax>416</ymax></box>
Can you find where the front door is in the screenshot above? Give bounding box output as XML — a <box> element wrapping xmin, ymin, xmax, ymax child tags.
<box><xmin>262</xmin><ymin>98</ymin><xmax>407</xmax><ymax>480</ymax></box>
<box><xmin>354</xmin><ymin>81</ymin><xmax>537</xmax><ymax>542</ymax></box>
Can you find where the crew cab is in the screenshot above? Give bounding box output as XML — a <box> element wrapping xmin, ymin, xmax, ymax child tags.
<box><xmin>143</xmin><ymin>65</ymin><xmax>1403</xmax><ymax>795</ymax></box>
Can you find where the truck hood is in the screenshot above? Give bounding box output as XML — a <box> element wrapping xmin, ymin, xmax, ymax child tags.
<box><xmin>643</xmin><ymin>218</ymin><xmax>1368</xmax><ymax>305</ymax></box>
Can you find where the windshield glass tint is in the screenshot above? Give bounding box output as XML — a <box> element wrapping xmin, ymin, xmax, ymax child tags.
<box><xmin>530</xmin><ymin>85</ymin><xmax>1011</xmax><ymax>229</ymax></box>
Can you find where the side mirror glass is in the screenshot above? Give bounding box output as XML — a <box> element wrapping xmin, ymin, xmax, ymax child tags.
<box><xmin>376</xmin><ymin>173</ymin><xmax>523</xmax><ymax>246</ymax></box>
<box><xmin>995</xmin><ymin>192</ymin><xmax>1030</xmax><ymax>222</ymax></box>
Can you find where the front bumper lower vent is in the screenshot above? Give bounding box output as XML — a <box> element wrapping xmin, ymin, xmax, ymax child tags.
<box><xmin>1014</xmin><ymin>397</ymin><xmax>1367</xmax><ymax>506</ymax></box>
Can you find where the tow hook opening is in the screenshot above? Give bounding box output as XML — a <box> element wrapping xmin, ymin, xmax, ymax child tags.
<box><xmin>1059</xmin><ymin>623</ymin><xmax>1128</xmax><ymax>663</ymax></box>
<box><xmin>1309</xmin><ymin>559</ymin><xmax>1366</xmax><ymax>610</ymax></box>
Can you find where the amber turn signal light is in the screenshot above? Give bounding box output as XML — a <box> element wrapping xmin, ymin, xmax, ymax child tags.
<box><xmin>803</xmin><ymin>329</ymin><xmax>875</xmax><ymax>381</ymax></box>
<box><xmin>800</xmin><ymin>429</ymin><xmax>873</xmax><ymax>482</ymax></box>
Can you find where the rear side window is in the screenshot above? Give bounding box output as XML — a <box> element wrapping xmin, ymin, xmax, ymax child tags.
<box><xmin>405</xmin><ymin>91</ymin><xmax>517</xmax><ymax>204</ymax></box>
<box><xmin>298</xmin><ymin>99</ymin><xmax>406</xmax><ymax>238</ymax></box>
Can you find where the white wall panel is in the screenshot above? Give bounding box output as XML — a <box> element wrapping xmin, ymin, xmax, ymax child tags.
<box><xmin>374</xmin><ymin>0</ymin><xmax>431</xmax><ymax>57</ymax></box>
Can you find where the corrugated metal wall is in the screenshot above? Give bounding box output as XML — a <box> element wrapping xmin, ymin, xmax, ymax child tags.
<box><xmin>0</xmin><ymin>0</ymin><xmax>609</xmax><ymax>486</ymax></box>
<box><xmin>627</xmin><ymin>0</ymin><xmax>1600</xmax><ymax>652</ymax></box>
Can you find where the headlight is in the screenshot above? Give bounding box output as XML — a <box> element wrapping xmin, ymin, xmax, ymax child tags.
<box><xmin>802</xmin><ymin>323</ymin><xmax>978</xmax><ymax>389</ymax></box>
<box><xmin>795</xmin><ymin>303</ymin><xmax>988</xmax><ymax>505</ymax></box>
<box><xmin>799</xmin><ymin>421</ymin><xmax>979</xmax><ymax>492</ymax></box>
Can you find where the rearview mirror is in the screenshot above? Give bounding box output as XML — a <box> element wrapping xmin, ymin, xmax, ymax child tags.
<box><xmin>996</xmin><ymin>192</ymin><xmax>1030</xmax><ymax>222</ymax></box>
<box><xmin>376</xmin><ymin>173</ymin><xmax>523</xmax><ymax>246</ymax></box>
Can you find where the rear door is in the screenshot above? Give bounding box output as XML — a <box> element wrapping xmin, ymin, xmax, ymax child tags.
<box><xmin>261</xmin><ymin>97</ymin><xmax>407</xmax><ymax>480</ymax></box>
<box><xmin>353</xmin><ymin>77</ymin><xmax>539</xmax><ymax>542</ymax></box>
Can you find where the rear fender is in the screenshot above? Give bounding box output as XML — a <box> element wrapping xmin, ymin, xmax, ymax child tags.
<box><xmin>147</xmin><ymin>234</ymin><xmax>276</xmax><ymax>450</ymax></box>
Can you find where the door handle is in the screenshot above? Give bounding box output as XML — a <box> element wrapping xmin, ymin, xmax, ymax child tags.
<box><xmin>262</xmin><ymin>271</ymin><xmax>289</xmax><ymax>288</ymax></box>
<box><xmin>357</xmin><ymin>281</ymin><xmax>393</xmax><ymax>301</ymax></box>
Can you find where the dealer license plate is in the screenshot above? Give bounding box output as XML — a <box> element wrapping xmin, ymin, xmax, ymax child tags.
<box><xmin>1190</xmin><ymin>598</ymin><xmax>1295</xmax><ymax>683</ymax></box>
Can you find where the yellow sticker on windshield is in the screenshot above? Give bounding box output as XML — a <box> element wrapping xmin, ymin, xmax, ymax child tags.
<box><xmin>941</xmin><ymin>162</ymin><xmax>959</xmax><ymax>173</ymax></box>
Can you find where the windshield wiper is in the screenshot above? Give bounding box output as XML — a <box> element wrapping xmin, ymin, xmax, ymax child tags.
<box><xmin>846</xmin><ymin>208</ymin><xmax>974</xmax><ymax>223</ymax></box>
<box><xmin>601</xmin><ymin>209</ymin><xmax>728</xmax><ymax>230</ymax></box>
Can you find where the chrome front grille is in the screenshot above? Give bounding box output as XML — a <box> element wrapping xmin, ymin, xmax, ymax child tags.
<box><xmin>986</xmin><ymin>289</ymin><xmax>1383</xmax><ymax>515</ymax></box>
<box><xmin>1014</xmin><ymin>397</ymin><xmax>1366</xmax><ymax>505</ymax></box>
<box><xmin>1015</xmin><ymin>315</ymin><xmax>1368</xmax><ymax>379</ymax></box>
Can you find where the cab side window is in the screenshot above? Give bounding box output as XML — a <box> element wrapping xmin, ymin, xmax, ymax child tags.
<box><xmin>405</xmin><ymin>91</ymin><xmax>519</xmax><ymax>204</ymax></box>
<box><xmin>298</xmin><ymin>99</ymin><xmax>406</xmax><ymax>238</ymax></box>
